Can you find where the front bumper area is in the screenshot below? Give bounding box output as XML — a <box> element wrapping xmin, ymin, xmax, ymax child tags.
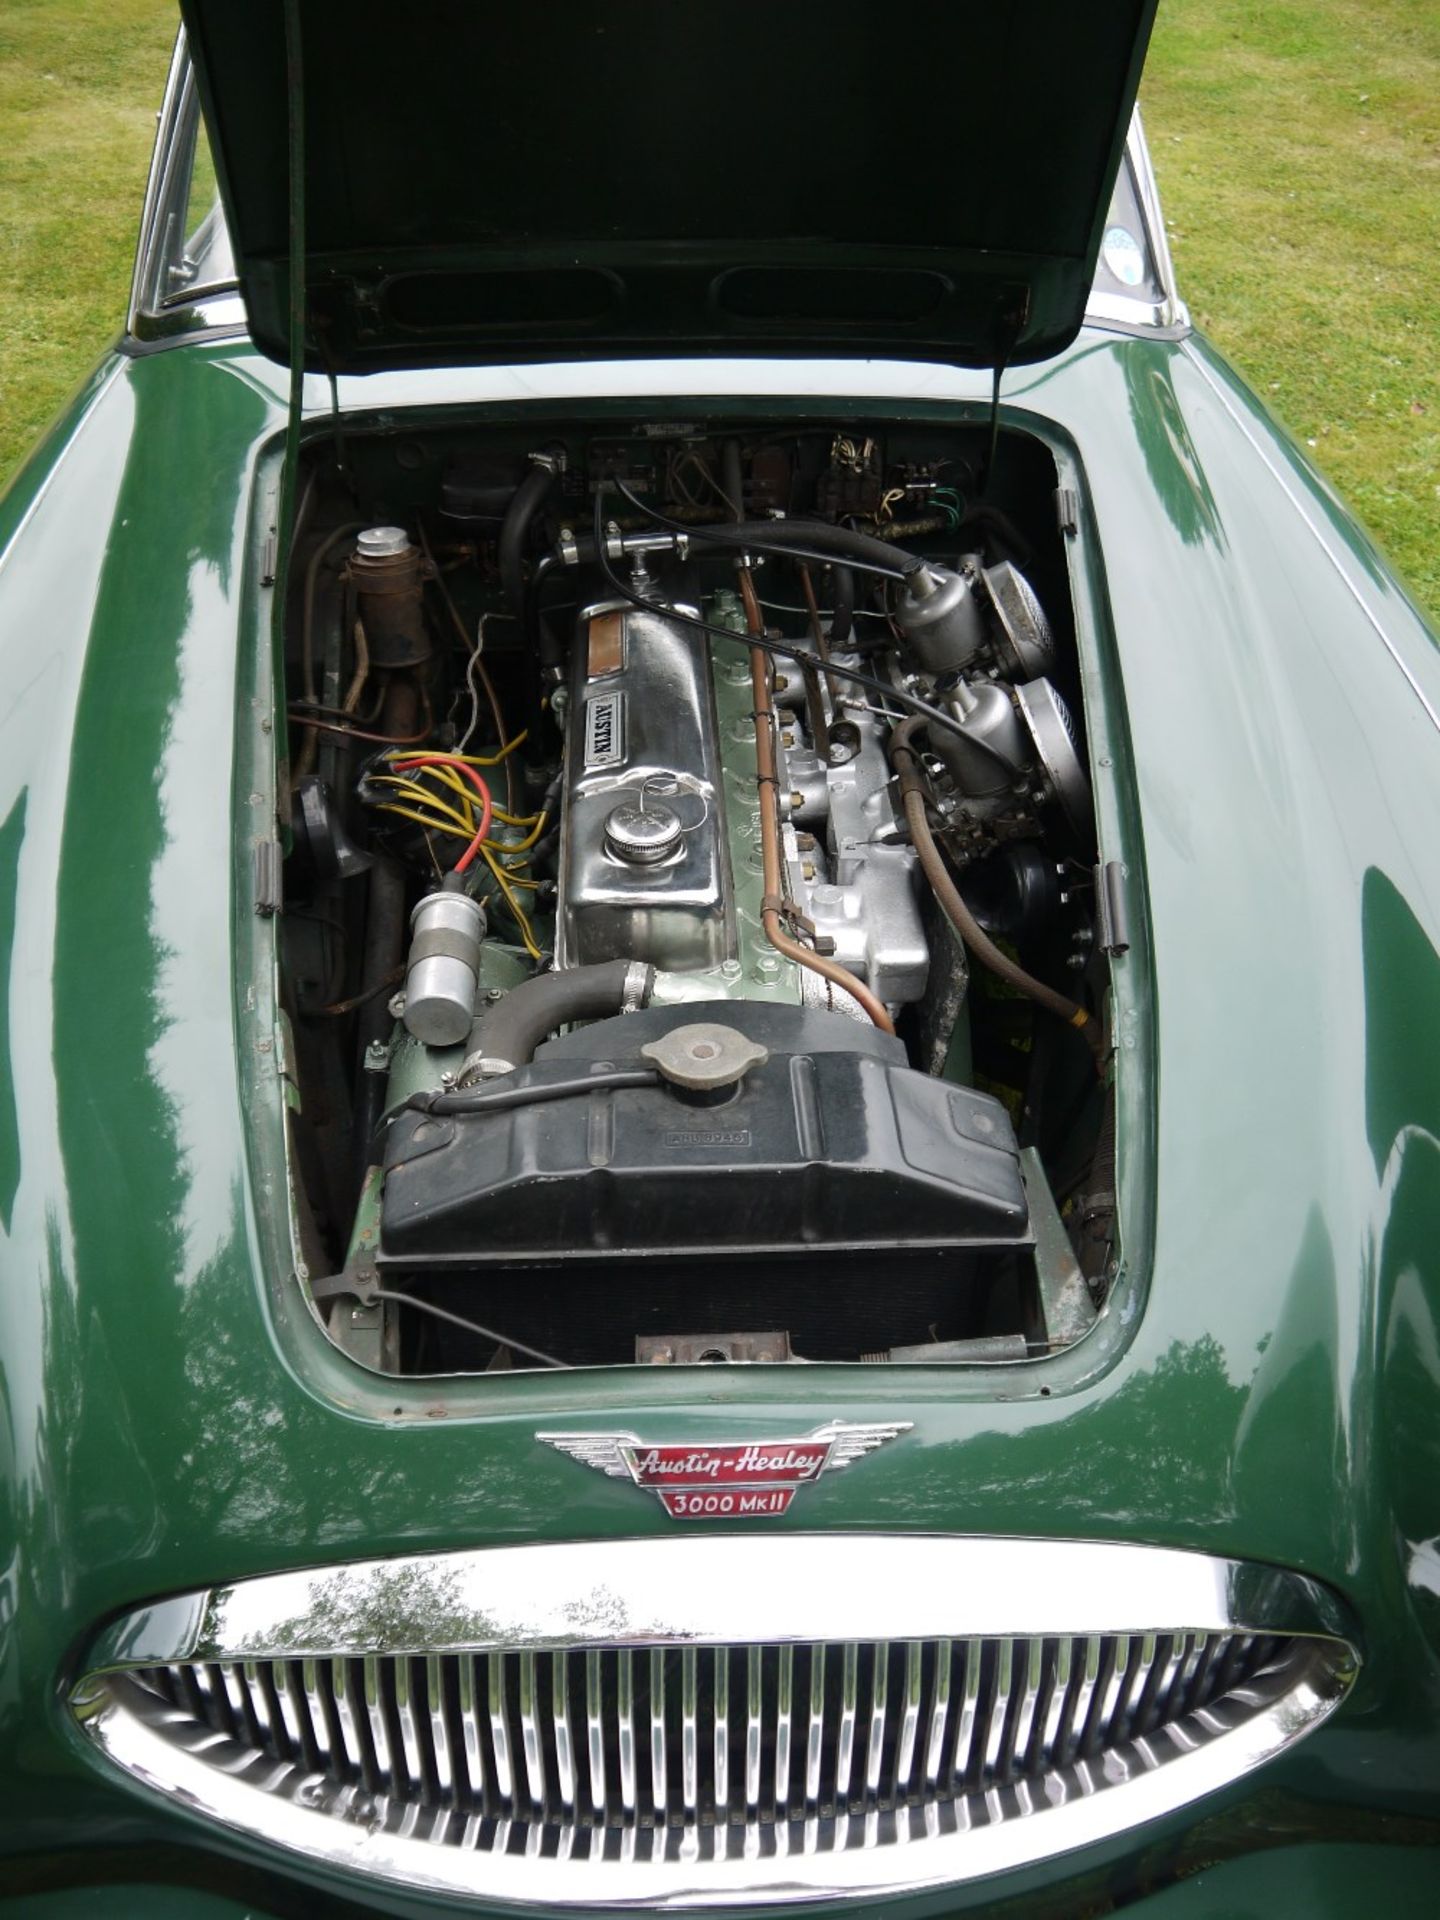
<box><xmin>67</xmin><ymin>1536</ymin><xmax>1355</xmax><ymax>1910</ymax></box>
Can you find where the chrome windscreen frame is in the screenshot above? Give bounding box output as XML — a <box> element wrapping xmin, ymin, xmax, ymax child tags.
<box><xmin>71</xmin><ymin>1535</ymin><xmax>1357</xmax><ymax>1909</ymax></box>
<box><xmin>126</xmin><ymin>28</ymin><xmax>244</xmax><ymax>349</ymax></box>
<box><xmin>1084</xmin><ymin>110</ymin><xmax>1190</xmax><ymax>337</ymax></box>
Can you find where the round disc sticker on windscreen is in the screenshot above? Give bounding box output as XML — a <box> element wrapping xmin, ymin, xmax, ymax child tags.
<box><xmin>1103</xmin><ymin>225</ymin><xmax>1146</xmax><ymax>288</ymax></box>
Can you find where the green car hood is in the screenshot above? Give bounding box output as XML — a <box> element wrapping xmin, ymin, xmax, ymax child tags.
<box><xmin>2</xmin><ymin>331</ymin><xmax>1440</xmax><ymax>1901</ymax></box>
<box><xmin>176</xmin><ymin>0</ymin><xmax>1156</xmax><ymax>374</ymax></box>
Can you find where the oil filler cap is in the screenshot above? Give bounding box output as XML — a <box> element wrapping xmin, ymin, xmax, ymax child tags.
<box><xmin>604</xmin><ymin>799</ymin><xmax>683</xmax><ymax>865</ymax></box>
<box><xmin>640</xmin><ymin>1022</ymin><xmax>769</xmax><ymax>1097</ymax></box>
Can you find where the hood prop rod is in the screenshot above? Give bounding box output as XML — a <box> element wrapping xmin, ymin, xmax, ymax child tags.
<box><xmin>982</xmin><ymin>290</ymin><xmax>1030</xmax><ymax>498</ymax></box>
<box><xmin>272</xmin><ymin>0</ymin><xmax>308</xmax><ymax>661</ymax></box>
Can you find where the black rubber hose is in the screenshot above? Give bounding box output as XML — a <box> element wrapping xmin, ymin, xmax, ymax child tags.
<box><xmin>609</xmin><ymin>479</ymin><xmax>927</xmax><ymax>578</ymax></box>
<box><xmin>498</xmin><ymin>456</ymin><xmax>562</xmax><ymax>669</ymax></box>
<box><xmin>407</xmin><ymin>1067</ymin><xmax>659</xmax><ymax>1119</ymax></box>
<box><xmin>680</xmin><ymin>513</ymin><xmax>924</xmax><ymax>577</ymax></box>
<box><xmin>562</xmin><ymin>519</ymin><xmax>911</xmax><ymax>585</ymax></box>
<box><xmin>462</xmin><ymin>959</ymin><xmax>652</xmax><ymax>1077</ymax></box>
<box><xmin>829</xmin><ymin>561</ymin><xmax>856</xmax><ymax>648</ymax></box>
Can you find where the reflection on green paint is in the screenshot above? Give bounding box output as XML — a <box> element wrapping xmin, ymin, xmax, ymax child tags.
<box><xmin>0</xmin><ymin>793</ymin><xmax>26</xmax><ymax>1230</ymax></box>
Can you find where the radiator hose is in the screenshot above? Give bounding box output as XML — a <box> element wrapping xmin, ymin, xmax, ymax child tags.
<box><xmin>459</xmin><ymin>959</ymin><xmax>654</xmax><ymax>1082</ymax></box>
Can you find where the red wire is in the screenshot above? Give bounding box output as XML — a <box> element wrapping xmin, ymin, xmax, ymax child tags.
<box><xmin>390</xmin><ymin>755</ymin><xmax>494</xmax><ymax>873</ymax></box>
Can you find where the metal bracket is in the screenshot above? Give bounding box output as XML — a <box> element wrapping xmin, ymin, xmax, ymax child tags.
<box><xmin>310</xmin><ymin>1262</ymin><xmax>379</xmax><ymax>1304</ymax></box>
<box><xmin>1096</xmin><ymin>860</ymin><xmax>1131</xmax><ymax>957</ymax></box>
<box><xmin>781</xmin><ymin>904</ymin><xmax>837</xmax><ymax>957</ymax></box>
<box><xmin>253</xmin><ymin>839</ymin><xmax>283</xmax><ymax>916</ymax></box>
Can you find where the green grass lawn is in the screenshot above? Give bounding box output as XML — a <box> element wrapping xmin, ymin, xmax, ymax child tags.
<box><xmin>0</xmin><ymin>0</ymin><xmax>174</xmax><ymax>476</ymax></box>
<box><xmin>1143</xmin><ymin>0</ymin><xmax>1440</xmax><ymax>618</ymax></box>
<box><xmin>0</xmin><ymin>0</ymin><xmax>1436</xmax><ymax>621</ymax></box>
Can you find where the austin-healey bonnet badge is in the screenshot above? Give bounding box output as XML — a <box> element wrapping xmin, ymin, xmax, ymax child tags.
<box><xmin>537</xmin><ymin>1421</ymin><xmax>911</xmax><ymax>1518</ymax></box>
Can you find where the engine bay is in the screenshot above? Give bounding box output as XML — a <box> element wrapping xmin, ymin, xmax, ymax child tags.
<box><xmin>277</xmin><ymin>416</ymin><xmax>1117</xmax><ymax>1373</ymax></box>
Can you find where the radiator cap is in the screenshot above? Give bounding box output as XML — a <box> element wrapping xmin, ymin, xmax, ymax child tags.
<box><xmin>641</xmin><ymin>1022</ymin><xmax>768</xmax><ymax>1094</ymax></box>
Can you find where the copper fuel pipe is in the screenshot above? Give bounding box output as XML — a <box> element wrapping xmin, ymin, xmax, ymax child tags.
<box><xmin>736</xmin><ymin>564</ymin><xmax>895</xmax><ymax>1035</ymax></box>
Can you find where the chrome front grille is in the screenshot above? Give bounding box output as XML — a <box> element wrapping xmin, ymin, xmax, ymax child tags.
<box><xmin>121</xmin><ymin>1631</ymin><xmax>1287</xmax><ymax>1840</ymax></box>
<box><xmin>70</xmin><ymin>1536</ymin><xmax>1357</xmax><ymax>1904</ymax></box>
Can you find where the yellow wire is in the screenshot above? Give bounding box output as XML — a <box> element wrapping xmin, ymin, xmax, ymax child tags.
<box><xmin>377</xmin><ymin>802</ymin><xmax>545</xmax><ymax>954</ymax></box>
<box><xmin>371</xmin><ymin>776</ymin><xmax>475</xmax><ymax>836</ymax></box>
<box><xmin>452</xmin><ymin>733</ymin><xmax>527</xmax><ymax>765</ymax></box>
<box><xmin>378</xmin><ymin>756</ymin><xmax>541</xmax><ymax>834</ymax></box>
<box><xmin>480</xmin><ymin>845</ymin><xmax>542</xmax><ymax>958</ymax></box>
<box><xmin>375</xmin><ymin>802</ymin><xmax>472</xmax><ymax>845</ymax></box>
<box><xmin>426</xmin><ymin>765</ymin><xmax>540</xmax><ymax>829</ymax></box>
<box><xmin>419</xmin><ymin>765</ymin><xmax>538</xmax><ymax>828</ymax></box>
<box><xmin>488</xmin><ymin>857</ymin><xmax>540</xmax><ymax>950</ymax></box>
<box><xmin>380</xmin><ymin>734</ymin><xmax>526</xmax><ymax>770</ymax></box>
<box><xmin>497</xmin><ymin>809</ymin><xmax>550</xmax><ymax>853</ymax></box>
<box><xmin>424</xmin><ymin>763</ymin><xmax>478</xmax><ymax>829</ymax></box>
<box><xmin>374</xmin><ymin>773</ymin><xmax>472</xmax><ymax>823</ymax></box>
<box><xmin>375</xmin><ymin>747</ymin><xmax>548</xmax><ymax>945</ymax></box>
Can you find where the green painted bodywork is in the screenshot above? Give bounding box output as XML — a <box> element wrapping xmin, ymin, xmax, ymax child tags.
<box><xmin>2</xmin><ymin>323</ymin><xmax>1440</xmax><ymax>1914</ymax></box>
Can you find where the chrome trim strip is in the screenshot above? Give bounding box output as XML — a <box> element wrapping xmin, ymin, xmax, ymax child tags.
<box><xmin>680</xmin><ymin>1645</ymin><xmax>698</xmax><ymax>1817</ymax></box>
<box><xmin>930</xmin><ymin>1638</ymin><xmax>957</xmax><ymax>1791</ymax></box>
<box><xmin>128</xmin><ymin>28</ymin><xmax>190</xmax><ymax>334</ymax></box>
<box><xmin>127</xmin><ymin>31</ymin><xmax>245</xmax><ymax>348</ymax></box>
<box><xmin>745</xmin><ymin>1645</ymin><xmax>763</xmax><ymax>1812</ymax></box>
<box><xmin>775</xmin><ymin>1643</ymin><xmax>795</xmax><ymax>1813</ymax></box>
<box><xmin>83</xmin><ymin>1535</ymin><xmax>1351</xmax><ymax>1668</ymax></box>
<box><xmin>553</xmin><ymin>1650</ymin><xmax>575</xmax><ymax>1814</ymax></box>
<box><xmin>489</xmin><ymin>1656</ymin><xmax>513</xmax><ymax>1804</ymax></box>
<box><xmin>1127</xmin><ymin>109</ymin><xmax>1188</xmax><ymax>328</ymax></box>
<box><xmin>649</xmin><ymin>1647</ymin><xmax>667</xmax><ymax>1821</ymax></box>
<box><xmin>617</xmin><ymin>1649</ymin><xmax>637</xmax><ymax>1817</ymax></box>
<box><xmin>72</xmin><ymin>1536</ymin><xmax>1357</xmax><ymax>1909</ymax></box>
<box><xmin>806</xmin><ymin>1642</ymin><xmax>827</xmax><ymax>1808</ymax></box>
<box><xmin>713</xmin><ymin>1646</ymin><xmax>730</xmax><ymax>1821</ymax></box>
<box><xmin>896</xmin><ymin>1641</ymin><xmax>922</xmax><ymax>1794</ymax></box>
<box><xmin>1081</xmin><ymin>111</ymin><xmax>1189</xmax><ymax>338</ymax></box>
<box><xmin>585</xmin><ymin>1650</ymin><xmax>606</xmax><ymax>1815</ymax></box>
<box><xmin>518</xmin><ymin>1651</ymin><xmax>542</xmax><ymax>1811</ymax></box>
<box><xmin>836</xmin><ymin>1642</ymin><xmax>859</xmax><ymax>1803</ymax></box>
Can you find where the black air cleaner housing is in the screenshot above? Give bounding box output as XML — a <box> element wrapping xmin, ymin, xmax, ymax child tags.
<box><xmin>379</xmin><ymin>1004</ymin><xmax>1031</xmax><ymax>1268</ymax></box>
